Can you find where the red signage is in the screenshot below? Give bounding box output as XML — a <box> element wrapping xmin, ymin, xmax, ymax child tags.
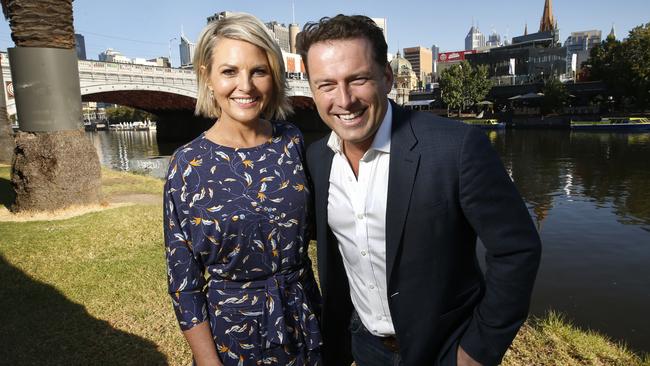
<box><xmin>438</xmin><ymin>50</ymin><xmax>477</xmax><ymax>63</ymax></box>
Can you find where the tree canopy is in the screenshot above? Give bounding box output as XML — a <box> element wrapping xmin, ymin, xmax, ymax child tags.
<box><xmin>105</xmin><ymin>106</ymin><xmax>158</xmax><ymax>124</ymax></box>
<box><xmin>585</xmin><ymin>23</ymin><xmax>650</xmax><ymax>110</ymax></box>
<box><xmin>439</xmin><ymin>60</ymin><xmax>492</xmax><ymax>116</ymax></box>
<box><xmin>541</xmin><ymin>77</ymin><xmax>570</xmax><ymax>115</ymax></box>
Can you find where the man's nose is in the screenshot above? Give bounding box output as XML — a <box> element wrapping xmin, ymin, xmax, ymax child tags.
<box><xmin>336</xmin><ymin>86</ymin><xmax>355</xmax><ymax>109</ymax></box>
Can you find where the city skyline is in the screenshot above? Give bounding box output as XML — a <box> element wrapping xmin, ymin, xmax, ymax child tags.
<box><xmin>0</xmin><ymin>0</ymin><xmax>648</xmax><ymax>67</ymax></box>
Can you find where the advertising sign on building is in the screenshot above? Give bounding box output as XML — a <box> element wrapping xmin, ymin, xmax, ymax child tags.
<box><xmin>437</xmin><ymin>50</ymin><xmax>477</xmax><ymax>63</ymax></box>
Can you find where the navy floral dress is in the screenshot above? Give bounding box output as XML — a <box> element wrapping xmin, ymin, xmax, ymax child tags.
<box><xmin>164</xmin><ymin>122</ymin><xmax>322</xmax><ymax>366</ymax></box>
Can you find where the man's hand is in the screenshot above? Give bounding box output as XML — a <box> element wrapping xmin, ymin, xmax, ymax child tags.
<box><xmin>457</xmin><ymin>345</ymin><xmax>482</xmax><ymax>366</ymax></box>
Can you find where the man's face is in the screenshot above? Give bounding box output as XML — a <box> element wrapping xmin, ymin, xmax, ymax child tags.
<box><xmin>306</xmin><ymin>38</ymin><xmax>393</xmax><ymax>151</ymax></box>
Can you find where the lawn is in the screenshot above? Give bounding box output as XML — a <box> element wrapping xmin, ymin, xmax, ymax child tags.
<box><xmin>0</xmin><ymin>165</ymin><xmax>647</xmax><ymax>365</ymax></box>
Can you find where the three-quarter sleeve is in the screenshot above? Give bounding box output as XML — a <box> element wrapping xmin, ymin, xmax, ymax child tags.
<box><xmin>163</xmin><ymin>159</ymin><xmax>208</xmax><ymax>331</ymax></box>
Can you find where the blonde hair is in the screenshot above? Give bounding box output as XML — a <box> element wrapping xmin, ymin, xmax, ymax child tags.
<box><xmin>193</xmin><ymin>12</ymin><xmax>292</xmax><ymax>120</ymax></box>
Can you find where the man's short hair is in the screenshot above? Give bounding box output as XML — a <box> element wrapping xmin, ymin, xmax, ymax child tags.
<box><xmin>296</xmin><ymin>14</ymin><xmax>388</xmax><ymax>74</ymax></box>
<box><xmin>193</xmin><ymin>12</ymin><xmax>292</xmax><ymax>119</ymax></box>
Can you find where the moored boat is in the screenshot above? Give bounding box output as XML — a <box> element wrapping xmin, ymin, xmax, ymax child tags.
<box><xmin>462</xmin><ymin>118</ymin><xmax>506</xmax><ymax>129</ymax></box>
<box><xmin>571</xmin><ymin>117</ymin><xmax>650</xmax><ymax>131</ymax></box>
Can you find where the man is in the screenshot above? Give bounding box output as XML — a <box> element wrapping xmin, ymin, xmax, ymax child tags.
<box><xmin>296</xmin><ymin>15</ymin><xmax>541</xmax><ymax>366</ymax></box>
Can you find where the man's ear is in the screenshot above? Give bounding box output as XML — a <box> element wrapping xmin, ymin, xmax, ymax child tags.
<box><xmin>383</xmin><ymin>63</ymin><xmax>394</xmax><ymax>90</ymax></box>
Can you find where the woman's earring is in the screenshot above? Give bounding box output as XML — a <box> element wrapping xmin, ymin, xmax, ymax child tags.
<box><xmin>209</xmin><ymin>89</ymin><xmax>214</xmax><ymax>99</ymax></box>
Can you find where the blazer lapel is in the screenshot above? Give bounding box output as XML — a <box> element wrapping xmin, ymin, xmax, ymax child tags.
<box><xmin>314</xmin><ymin>141</ymin><xmax>335</xmax><ymax>290</ymax></box>
<box><xmin>386</xmin><ymin>104</ymin><xmax>420</xmax><ymax>284</ymax></box>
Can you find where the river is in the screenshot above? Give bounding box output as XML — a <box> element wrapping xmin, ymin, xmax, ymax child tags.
<box><xmin>86</xmin><ymin>128</ymin><xmax>650</xmax><ymax>353</ymax></box>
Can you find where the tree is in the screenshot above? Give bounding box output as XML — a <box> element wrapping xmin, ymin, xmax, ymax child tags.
<box><xmin>2</xmin><ymin>0</ymin><xmax>101</xmax><ymax>211</ymax></box>
<box><xmin>585</xmin><ymin>22</ymin><xmax>650</xmax><ymax>111</ymax></box>
<box><xmin>105</xmin><ymin>106</ymin><xmax>158</xmax><ymax>124</ymax></box>
<box><xmin>541</xmin><ymin>77</ymin><xmax>570</xmax><ymax>115</ymax></box>
<box><xmin>439</xmin><ymin>60</ymin><xmax>492</xmax><ymax>116</ymax></box>
<box><xmin>622</xmin><ymin>23</ymin><xmax>650</xmax><ymax>110</ymax></box>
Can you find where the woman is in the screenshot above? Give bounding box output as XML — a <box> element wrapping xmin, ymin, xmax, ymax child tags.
<box><xmin>163</xmin><ymin>13</ymin><xmax>321</xmax><ymax>366</ymax></box>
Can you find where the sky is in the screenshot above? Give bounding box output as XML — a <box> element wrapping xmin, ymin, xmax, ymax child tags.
<box><xmin>0</xmin><ymin>0</ymin><xmax>648</xmax><ymax>67</ymax></box>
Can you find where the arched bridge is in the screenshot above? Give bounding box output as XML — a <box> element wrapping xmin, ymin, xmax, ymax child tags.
<box><xmin>1</xmin><ymin>52</ymin><xmax>314</xmax><ymax>116</ymax></box>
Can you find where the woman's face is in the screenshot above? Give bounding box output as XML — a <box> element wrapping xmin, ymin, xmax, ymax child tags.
<box><xmin>207</xmin><ymin>38</ymin><xmax>274</xmax><ymax>125</ymax></box>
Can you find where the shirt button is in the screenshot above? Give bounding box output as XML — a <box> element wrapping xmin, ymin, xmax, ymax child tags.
<box><xmin>369</xmin><ymin>284</ymin><xmax>375</xmax><ymax>289</ymax></box>
<box><xmin>376</xmin><ymin>315</ymin><xmax>382</xmax><ymax>320</ymax></box>
<box><xmin>347</xmin><ymin>176</ymin><xmax>353</xmax><ymax>182</ymax></box>
<box><xmin>360</xmin><ymin>250</ymin><xmax>367</xmax><ymax>256</ymax></box>
<box><xmin>357</xmin><ymin>213</ymin><xmax>364</xmax><ymax>219</ymax></box>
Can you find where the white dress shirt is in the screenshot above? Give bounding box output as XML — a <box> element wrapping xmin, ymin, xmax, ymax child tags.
<box><xmin>327</xmin><ymin>102</ymin><xmax>395</xmax><ymax>336</ymax></box>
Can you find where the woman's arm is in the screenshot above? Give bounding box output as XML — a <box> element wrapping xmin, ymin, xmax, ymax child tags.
<box><xmin>183</xmin><ymin>321</ymin><xmax>223</xmax><ymax>366</ymax></box>
<box><xmin>164</xmin><ymin>157</ymin><xmax>220</xmax><ymax>364</ymax></box>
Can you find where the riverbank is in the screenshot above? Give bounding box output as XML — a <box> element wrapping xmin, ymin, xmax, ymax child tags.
<box><xmin>0</xmin><ymin>166</ymin><xmax>647</xmax><ymax>365</ymax></box>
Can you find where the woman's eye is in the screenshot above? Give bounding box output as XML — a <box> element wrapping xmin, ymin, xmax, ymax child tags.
<box><xmin>253</xmin><ymin>69</ymin><xmax>268</xmax><ymax>76</ymax></box>
<box><xmin>222</xmin><ymin>69</ymin><xmax>236</xmax><ymax>76</ymax></box>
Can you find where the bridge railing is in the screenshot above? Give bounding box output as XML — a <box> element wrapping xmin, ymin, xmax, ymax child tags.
<box><xmin>77</xmin><ymin>60</ymin><xmax>197</xmax><ymax>88</ymax></box>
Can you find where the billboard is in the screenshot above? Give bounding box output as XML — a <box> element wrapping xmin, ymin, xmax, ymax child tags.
<box><xmin>437</xmin><ymin>50</ymin><xmax>477</xmax><ymax>63</ymax></box>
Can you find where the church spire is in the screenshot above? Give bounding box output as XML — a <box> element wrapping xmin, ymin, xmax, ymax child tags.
<box><xmin>608</xmin><ymin>23</ymin><xmax>617</xmax><ymax>40</ymax></box>
<box><xmin>524</xmin><ymin>22</ymin><xmax>528</xmax><ymax>35</ymax></box>
<box><xmin>539</xmin><ymin>0</ymin><xmax>556</xmax><ymax>32</ymax></box>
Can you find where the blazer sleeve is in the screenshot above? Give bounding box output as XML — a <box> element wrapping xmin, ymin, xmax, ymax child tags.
<box><xmin>457</xmin><ymin>127</ymin><xmax>542</xmax><ymax>365</ymax></box>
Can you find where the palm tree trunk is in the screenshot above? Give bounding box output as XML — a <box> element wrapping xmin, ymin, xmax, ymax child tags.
<box><xmin>2</xmin><ymin>0</ymin><xmax>101</xmax><ymax>212</ymax></box>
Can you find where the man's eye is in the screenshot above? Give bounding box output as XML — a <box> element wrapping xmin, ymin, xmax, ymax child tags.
<box><xmin>351</xmin><ymin>78</ymin><xmax>368</xmax><ymax>85</ymax></box>
<box><xmin>319</xmin><ymin>84</ymin><xmax>336</xmax><ymax>92</ymax></box>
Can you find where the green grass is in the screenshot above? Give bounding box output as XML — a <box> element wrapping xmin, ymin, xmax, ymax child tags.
<box><xmin>503</xmin><ymin>312</ymin><xmax>650</xmax><ymax>365</ymax></box>
<box><xmin>0</xmin><ymin>166</ymin><xmax>647</xmax><ymax>365</ymax></box>
<box><xmin>100</xmin><ymin>167</ymin><xmax>164</xmax><ymax>197</ymax></box>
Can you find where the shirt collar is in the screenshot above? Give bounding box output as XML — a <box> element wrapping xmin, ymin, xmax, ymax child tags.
<box><xmin>327</xmin><ymin>101</ymin><xmax>392</xmax><ymax>155</ymax></box>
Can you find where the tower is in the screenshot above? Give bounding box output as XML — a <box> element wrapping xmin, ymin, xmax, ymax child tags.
<box><xmin>539</xmin><ymin>0</ymin><xmax>556</xmax><ymax>32</ymax></box>
<box><xmin>608</xmin><ymin>24</ymin><xmax>616</xmax><ymax>40</ymax></box>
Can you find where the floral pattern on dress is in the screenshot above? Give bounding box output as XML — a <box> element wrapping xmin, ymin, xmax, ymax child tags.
<box><xmin>164</xmin><ymin>122</ymin><xmax>322</xmax><ymax>366</ymax></box>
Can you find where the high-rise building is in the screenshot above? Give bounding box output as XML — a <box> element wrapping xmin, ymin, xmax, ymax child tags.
<box><xmin>486</xmin><ymin>31</ymin><xmax>502</xmax><ymax>48</ymax></box>
<box><xmin>207</xmin><ymin>11</ymin><xmax>235</xmax><ymax>24</ymax></box>
<box><xmin>371</xmin><ymin>17</ymin><xmax>388</xmax><ymax>42</ymax></box>
<box><xmin>431</xmin><ymin>44</ymin><xmax>440</xmax><ymax>77</ymax></box>
<box><xmin>403</xmin><ymin>46</ymin><xmax>433</xmax><ymax>87</ymax></box>
<box><xmin>289</xmin><ymin>23</ymin><xmax>300</xmax><ymax>53</ymax></box>
<box><xmin>564</xmin><ymin>30</ymin><xmax>601</xmax><ymax>74</ymax></box>
<box><xmin>465</xmin><ymin>25</ymin><xmax>486</xmax><ymax>51</ymax></box>
<box><xmin>148</xmin><ymin>57</ymin><xmax>171</xmax><ymax>68</ymax></box>
<box><xmin>266</xmin><ymin>21</ymin><xmax>291</xmax><ymax>52</ymax></box>
<box><xmin>98</xmin><ymin>48</ymin><xmax>131</xmax><ymax>63</ymax></box>
<box><xmin>75</xmin><ymin>33</ymin><xmax>86</xmax><ymax>60</ymax></box>
<box><xmin>179</xmin><ymin>33</ymin><xmax>195</xmax><ymax>67</ymax></box>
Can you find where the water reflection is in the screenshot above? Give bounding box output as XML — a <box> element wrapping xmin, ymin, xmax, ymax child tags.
<box><xmin>86</xmin><ymin>130</ymin><xmax>169</xmax><ymax>178</ymax></box>
<box><xmin>489</xmin><ymin>130</ymin><xmax>650</xmax><ymax>352</ymax></box>
<box><xmin>493</xmin><ymin>130</ymin><xmax>650</xmax><ymax>228</ymax></box>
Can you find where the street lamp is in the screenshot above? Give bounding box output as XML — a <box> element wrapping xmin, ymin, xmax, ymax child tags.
<box><xmin>169</xmin><ymin>37</ymin><xmax>177</xmax><ymax>68</ymax></box>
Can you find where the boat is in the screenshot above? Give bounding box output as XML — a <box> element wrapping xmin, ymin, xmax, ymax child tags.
<box><xmin>462</xmin><ymin>119</ymin><xmax>506</xmax><ymax>129</ymax></box>
<box><xmin>570</xmin><ymin>117</ymin><xmax>650</xmax><ymax>131</ymax></box>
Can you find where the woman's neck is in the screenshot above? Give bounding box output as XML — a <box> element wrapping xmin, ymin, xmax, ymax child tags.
<box><xmin>205</xmin><ymin>117</ymin><xmax>272</xmax><ymax>148</ymax></box>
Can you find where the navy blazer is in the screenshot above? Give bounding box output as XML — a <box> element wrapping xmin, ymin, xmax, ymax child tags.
<box><xmin>306</xmin><ymin>102</ymin><xmax>541</xmax><ymax>366</ymax></box>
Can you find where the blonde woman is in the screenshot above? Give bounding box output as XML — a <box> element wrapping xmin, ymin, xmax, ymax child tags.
<box><xmin>163</xmin><ymin>13</ymin><xmax>321</xmax><ymax>366</ymax></box>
